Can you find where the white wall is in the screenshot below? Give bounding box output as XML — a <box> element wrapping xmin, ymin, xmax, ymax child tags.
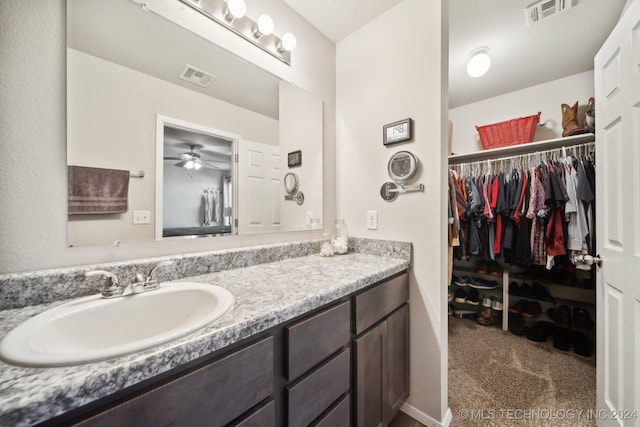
<box><xmin>0</xmin><ymin>0</ymin><xmax>335</xmax><ymax>274</ymax></box>
<box><xmin>336</xmin><ymin>0</ymin><xmax>449</xmax><ymax>424</ymax></box>
<box><xmin>279</xmin><ymin>82</ymin><xmax>323</xmax><ymax>230</ymax></box>
<box><xmin>449</xmin><ymin>70</ymin><xmax>595</xmax><ymax>155</ymax></box>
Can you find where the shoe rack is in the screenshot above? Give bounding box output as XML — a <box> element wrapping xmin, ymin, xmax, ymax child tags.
<box><xmin>451</xmin><ymin>260</ymin><xmax>596</xmax><ymax>340</ymax></box>
<box><xmin>450</xmin><ymin>262</ymin><xmax>508</xmax><ymax>331</ymax></box>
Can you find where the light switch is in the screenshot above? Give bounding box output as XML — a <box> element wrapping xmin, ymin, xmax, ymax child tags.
<box><xmin>366</xmin><ymin>210</ymin><xmax>378</xmax><ymax>230</ymax></box>
<box><xmin>133</xmin><ymin>210</ymin><xmax>151</xmax><ymax>224</ymax></box>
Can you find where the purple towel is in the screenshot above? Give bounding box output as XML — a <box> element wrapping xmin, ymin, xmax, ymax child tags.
<box><xmin>68</xmin><ymin>166</ymin><xmax>129</xmax><ymax>214</ymax></box>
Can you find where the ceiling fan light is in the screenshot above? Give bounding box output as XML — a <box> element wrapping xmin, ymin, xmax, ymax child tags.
<box><xmin>467</xmin><ymin>47</ymin><xmax>491</xmax><ymax>78</ymax></box>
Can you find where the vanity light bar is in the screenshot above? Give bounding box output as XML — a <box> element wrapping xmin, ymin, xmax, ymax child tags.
<box><xmin>179</xmin><ymin>0</ymin><xmax>293</xmax><ymax>65</ymax></box>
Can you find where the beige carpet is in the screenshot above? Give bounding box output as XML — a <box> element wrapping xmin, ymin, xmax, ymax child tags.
<box><xmin>448</xmin><ymin>317</ymin><xmax>596</xmax><ymax>426</ymax></box>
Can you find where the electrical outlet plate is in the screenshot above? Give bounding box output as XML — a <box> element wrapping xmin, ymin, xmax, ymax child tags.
<box><xmin>366</xmin><ymin>210</ymin><xmax>378</xmax><ymax>230</ymax></box>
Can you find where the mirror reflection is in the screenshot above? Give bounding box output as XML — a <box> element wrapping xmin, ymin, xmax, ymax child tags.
<box><xmin>66</xmin><ymin>0</ymin><xmax>322</xmax><ymax>247</ymax></box>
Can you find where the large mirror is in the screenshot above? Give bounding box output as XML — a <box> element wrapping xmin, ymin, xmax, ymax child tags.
<box><xmin>66</xmin><ymin>0</ymin><xmax>323</xmax><ymax>247</ymax></box>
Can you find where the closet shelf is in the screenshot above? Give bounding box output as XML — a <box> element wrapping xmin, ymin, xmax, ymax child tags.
<box><xmin>448</xmin><ymin>133</ymin><xmax>595</xmax><ymax>165</ymax></box>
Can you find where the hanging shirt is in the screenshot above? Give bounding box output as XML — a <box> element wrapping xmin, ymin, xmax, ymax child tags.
<box><xmin>564</xmin><ymin>160</ymin><xmax>589</xmax><ymax>251</ymax></box>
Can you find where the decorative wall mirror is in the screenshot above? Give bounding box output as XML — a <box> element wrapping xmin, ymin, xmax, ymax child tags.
<box><xmin>283</xmin><ymin>172</ymin><xmax>304</xmax><ymax>205</ymax></box>
<box><xmin>66</xmin><ymin>0</ymin><xmax>323</xmax><ymax>247</ymax></box>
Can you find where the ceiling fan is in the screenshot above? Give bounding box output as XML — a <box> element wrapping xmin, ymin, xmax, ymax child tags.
<box><xmin>164</xmin><ymin>145</ymin><xmax>229</xmax><ymax>170</ymax></box>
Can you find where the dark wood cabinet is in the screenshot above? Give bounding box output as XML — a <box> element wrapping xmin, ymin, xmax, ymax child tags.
<box><xmin>50</xmin><ymin>271</ymin><xmax>409</xmax><ymax>427</ymax></box>
<box><xmin>74</xmin><ymin>336</ymin><xmax>274</xmax><ymax>427</ymax></box>
<box><xmin>353</xmin><ymin>273</ymin><xmax>410</xmax><ymax>427</ymax></box>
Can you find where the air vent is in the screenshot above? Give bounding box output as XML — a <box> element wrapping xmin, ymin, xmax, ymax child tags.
<box><xmin>525</xmin><ymin>0</ymin><xmax>573</xmax><ymax>27</ymax></box>
<box><xmin>179</xmin><ymin>65</ymin><xmax>215</xmax><ymax>88</ymax></box>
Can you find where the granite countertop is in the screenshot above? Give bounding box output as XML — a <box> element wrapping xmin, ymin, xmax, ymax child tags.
<box><xmin>0</xmin><ymin>252</ymin><xmax>409</xmax><ymax>426</ymax></box>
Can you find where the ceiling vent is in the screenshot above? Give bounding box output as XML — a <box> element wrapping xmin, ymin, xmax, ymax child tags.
<box><xmin>179</xmin><ymin>65</ymin><xmax>215</xmax><ymax>88</ymax></box>
<box><xmin>525</xmin><ymin>0</ymin><xmax>574</xmax><ymax>27</ymax></box>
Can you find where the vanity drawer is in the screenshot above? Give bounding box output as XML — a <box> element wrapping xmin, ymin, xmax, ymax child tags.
<box><xmin>312</xmin><ymin>394</ymin><xmax>351</xmax><ymax>427</ymax></box>
<box><xmin>233</xmin><ymin>400</ymin><xmax>275</xmax><ymax>427</ymax></box>
<box><xmin>287</xmin><ymin>348</ymin><xmax>350</xmax><ymax>427</ymax></box>
<box><xmin>354</xmin><ymin>272</ymin><xmax>409</xmax><ymax>335</ymax></box>
<box><xmin>75</xmin><ymin>336</ymin><xmax>273</xmax><ymax>427</ymax></box>
<box><xmin>286</xmin><ymin>300</ymin><xmax>351</xmax><ymax>380</ymax></box>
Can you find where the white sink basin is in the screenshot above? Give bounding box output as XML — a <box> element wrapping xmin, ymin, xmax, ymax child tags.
<box><xmin>0</xmin><ymin>282</ymin><xmax>233</xmax><ymax>367</ymax></box>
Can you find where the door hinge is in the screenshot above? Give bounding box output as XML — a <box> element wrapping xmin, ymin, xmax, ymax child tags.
<box><xmin>234</xmin><ymin>218</ymin><xmax>238</xmax><ymax>227</ymax></box>
<box><xmin>235</xmin><ymin>154</ymin><xmax>238</xmax><ymax>163</ymax></box>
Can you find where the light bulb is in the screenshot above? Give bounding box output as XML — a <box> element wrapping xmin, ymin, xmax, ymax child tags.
<box><xmin>467</xmin><ymin>48</ymin><xmax>491</xmax><ymax>78</ymax></box>
<box><xmin>257</xmin><ymin>15</ymin><xmax>274</xmax><ymax>36</ymax></box>
<box><xmin>184</xmin><ymin>160</ymin><xmax>194</xmax><ymax>169</ymax></box>
<box><xmin>226</xmin><ymin>0</ymin><xmax>246</xmax><ymax>19</ymax></box>
<box><xmin>281</xmin><ymin>32</ymin><xmax>297</xmax><ymax>52</ymax></box>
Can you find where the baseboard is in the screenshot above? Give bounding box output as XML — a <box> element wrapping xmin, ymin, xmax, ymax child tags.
<box><xmin>399</xmin><ymin>403</ymin><xmax>452</xmax><ymax>427</ymax></box>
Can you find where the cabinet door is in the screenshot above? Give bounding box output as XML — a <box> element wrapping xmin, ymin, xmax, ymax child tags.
<box><xmin>75</xmin><ymin>337</ymin><xmax>273</xmax><ymax>427</ymax></box>
<box><xmin>353</xmin><ymin>321</ymin><xmax>387</xmax><ymax>427</ymax></box>
<box><xmin>387</xmin><ymin>304</ymin><xmax>410</xmax><ymax>422</ymax></box>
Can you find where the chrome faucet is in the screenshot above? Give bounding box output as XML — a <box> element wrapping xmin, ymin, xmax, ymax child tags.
<box><xmin>85</xmin><ymin>270</ymin><xmax>124</xmax><ymax>298</ymax></box>
<box><xmin>143</xmin><ymin>260</ymin><xmax>173</xmax><ymax>291</ymax></box>
<box><xmin>86</xmin><ymin>261</ymin><xmax>173</xmax><ymax>298</ymax></box>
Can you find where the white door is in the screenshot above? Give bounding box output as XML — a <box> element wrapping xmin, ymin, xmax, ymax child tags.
<box><xmin>594</xmin><ymin>0</ymin><xmax>640</xmax><ymax>424</ymax></box>
<box><xmin>237</xmin><ymin>140</ymin><xmax>281</xmax><ymax>234</ymax></box>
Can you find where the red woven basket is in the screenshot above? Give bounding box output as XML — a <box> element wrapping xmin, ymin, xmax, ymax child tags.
<box><xmin>476</xmin><ymin>112</ymin><xmax>541</xmax><ymax>149</ymax></box>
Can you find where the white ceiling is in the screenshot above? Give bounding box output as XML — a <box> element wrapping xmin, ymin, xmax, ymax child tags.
<box><xmin>285</xmin><ymin>0</ymin><xmax>627</xmax><ymax>108</ymax></box>
<box><xmin>70</xmin><ymin>0</ymin><xmax>628</xmax><ymax>118</ymax></box>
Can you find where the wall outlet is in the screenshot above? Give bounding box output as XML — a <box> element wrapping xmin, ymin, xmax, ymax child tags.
<box><xmin>133</xmin><ymin>210</ymin><xmax>151</xmax><ymax>225</ymax></box>
<box><xmin>366</xmin><ymin>210</ymin><xmax>378</xmax><ymax>230</ymax></box>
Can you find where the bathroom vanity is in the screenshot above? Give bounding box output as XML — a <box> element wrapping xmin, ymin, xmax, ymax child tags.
<box><xmin>0</xmin><ymin>239</ymin><xmax>411</xmax><ymax>426</ymax></box>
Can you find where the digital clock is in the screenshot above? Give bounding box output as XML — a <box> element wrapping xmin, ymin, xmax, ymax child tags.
<box><xmin>383</xmin><ymin>118</ymin><xmax>412</xmax><ymax>145</ymax></box>
<box><xmin>287</xmin><ymin>150</ymin><xmax>302</xmax><ymax>168</ymax></box>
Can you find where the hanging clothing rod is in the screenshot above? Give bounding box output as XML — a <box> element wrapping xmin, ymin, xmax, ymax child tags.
<box><xmin>448</xmin><ymin>133</ymin><xmax>595</xmax><ymax>165</ymax></box>
<box><xmin>450</xmin><ymin>141</ymin><xmax>594</xmax><ymax>173</ymax></box>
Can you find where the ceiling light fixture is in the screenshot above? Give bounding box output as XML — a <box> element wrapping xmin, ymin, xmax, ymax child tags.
<box><xmin>179</xmin><ymin>0</ymin><xmax>296</xmax><ymax>65</ymax></box>
<box><xmin>467</xmin><ymin>47</ymin><xmax>491</xmax><ymax>78</ymax></box>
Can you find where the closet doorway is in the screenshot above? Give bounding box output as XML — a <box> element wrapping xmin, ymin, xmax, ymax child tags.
<box><xmin>446</xmin><ymin>0</ymin><xmax>632</xmax><ymax>425</ymax></box>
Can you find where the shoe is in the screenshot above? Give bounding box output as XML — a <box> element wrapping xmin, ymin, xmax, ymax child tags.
<box><xmin>453</xmin><ymin>308</ymin><xmax>477</xmax><ymax>319</ymax></box>
<box><xmin>477</xmin><ymin>307</ymin><xmax>500</xmax><ymax>326</ymax></box>
<box><xmin>482</xmin><ymin>295</ymin><xmax>493</xmax><ymax>308</ymax></box>
<box><xmin>468</xmin><ymin>278</ymin><xmax>498</xmax><ymax>289</ymax></box>
<box><xmin>561</xmin><ymin>101</ymin><xmax>588</xmax><ymax>137</ymax></box>
<box><xmin>454</xmin><ymin>288</ymin><xmax>467</xmax><ymax>303</ymax></box>
<box><xmin>467</xmin><ymin>288</ymin><xmax>479</xmax><ymax>305</ymax></box>
<box><xmin>526</xmin><ymin>321</ymin><xmax>556</xmax><ymax>342</ymax></box>
<box><xmin>519</xmin><ymin>283</ymin><xmax>533</xmax><ymax>298</ymax></box>
<box><xmin>553</xmin><ymin>326</ymin><xmax>571</xmax><ymax>351</ymax></box>
<box><xmin>476</xmin><ymin>261</ymin><xmax>488</xmax><ymax>274</ymax></box>
<box><xmin>522</xmin><ymin>301</ymin><xmax>542</xmax><ymax>318</ymax></box>
<box><xmin>509</xmin><ymin>299</ymin><xmax>529</xmax><ymax>314</ymax></box>
<box><xmin>548</xmin><ymin>305</ymin><xmax>572</xmax><ymax>328</ymax></box>
<box><xmin>492</xmin><ymin>298</ymin><xmax>503</xmax><ymax>311</ymax></box>
<box><xmin>448</xmin><ymin>291</ymin><xmax>454</xmax><ymax>302</ymax></box>
<box><xmin>531</xmin><ymin>282</ymin><xmax>554</xmax><ymax>302</ymax></box>
<box><xmin>453</xmin><ymin>276</ymin><xmax>470</xmax><ymax>287</ymax></box>
<box><xmin>487</xmin><ymin>262</ymin><xmax>503</xmax><ymax>275</ymax></box>
<box><xmin>571</xmin><ymin>331</ymin><xmax>593</xmax><ymax>357</ymax></box>
<box><xmin>573</xmin><ymin>308</ymin><xmax>594</xmax><ymax>331</ymax></box>
<box><xmin>509</xmin><ymin>313</ymin><xmax>526</xmax><ymax>336</ymax></box>
<box><xmin>508</xmin><ymin>282</ymin><xmax>521</xmax><ymax>296</ymax></box>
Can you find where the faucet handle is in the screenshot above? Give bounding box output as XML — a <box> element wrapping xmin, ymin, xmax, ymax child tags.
<box><xmin>144</xmin><ymin>261</ymin><xmax>173</xmax><ymax>290</ymax></box>
<box><xmin>86</xmin><ymin>270</ymin><xmax>122</xmax><ymax>298</ymax></box>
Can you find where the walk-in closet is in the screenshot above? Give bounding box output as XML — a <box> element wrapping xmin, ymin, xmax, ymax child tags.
<box><xmin>447</xmin><ymin>133</ymin><xmax>598</xmax><ymax>424</ymax></box>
